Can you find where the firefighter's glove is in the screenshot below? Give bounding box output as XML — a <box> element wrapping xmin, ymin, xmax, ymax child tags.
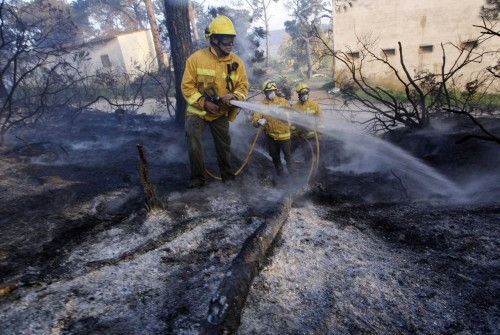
<box><xmin>257</xmin><ymin>118</ymin><xmax>267</xmax><ymax>127</ymax></box>
<box><xmin>221</xmin><ymin>93</ymin><xmax>235</xmax><ymax>105</ymax></box>
<box><xmin>204</xmin><ymin>100</ymin><xmax>220</xmax><ymax>115</ymax></box>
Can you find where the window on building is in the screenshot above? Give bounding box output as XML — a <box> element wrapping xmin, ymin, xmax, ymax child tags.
<box><xmin>419</xmin><ymin>45</ymin><xmax>434</xmax><ymax>53</ymax></box>
<box><xmin>100</xmin><ymin>54</ymin><xmax>112</xmax><ymax>67</ymax></box>
<box><xmin>381</xmin><ymin>48</ymin><xmax>396</xmax><ymax>57</ymax></box>
<box><xmin>461</xmin><ymin>40</ymin><xmax>478</xmax><ymax>50</ymax></box>
<box><xmin>347</xmin><ymin>51</ymin><xmax>360</xmax><ymax>59</ymax></box>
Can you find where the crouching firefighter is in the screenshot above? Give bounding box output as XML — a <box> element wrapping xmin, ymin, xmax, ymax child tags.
<box><xmin>252</xmin><ymin>80</ymin><xmax>295</xmax><ymax>177</ymax></box>
<box><xmin>181</xmin><ymin>15</ymin><xmax>249</xmax><ymax>188</ymax></box>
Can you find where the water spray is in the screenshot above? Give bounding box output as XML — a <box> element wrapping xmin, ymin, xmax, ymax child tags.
<box><xmin>229</xmin><ymin>100</ymin><xmax>467</xmax><ymax>200</ymax></box>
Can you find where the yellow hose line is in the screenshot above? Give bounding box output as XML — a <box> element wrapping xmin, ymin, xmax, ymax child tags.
<box><xmin>206</xmin><ymin>128</ymin><xmax>320</xmax><ymax>184</ymax></box>
<box><xmin>205</xmin><ymin>127</ymin><xmax>262</xmax><ymax>180</ymax></box>
<box><xmin>306</xmin><ymin>137</ymin><xmax>316</xmax><ymax>183</ymax></box>
<box><xmin>234</xmin><ymin>127</ymin><xmax>262</xmax><ymax>176</ymax></box>
<box><xmin>205</xmin><ymin>169</ymin><xmax>222</xmax><ymax>181</ymax></box>
<box><xmin>305</xmin><ymin>131</ymin><xmax>320</xmax><ymax>184</ymax></box>
<box><xmin>314</xmin><ymin>131</ymin><xmax>320</xmax><ymax>172</ymax></box>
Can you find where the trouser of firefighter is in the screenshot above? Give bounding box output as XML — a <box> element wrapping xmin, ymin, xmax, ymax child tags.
<box><xmin>292</xmin><ymin>132</ymin><xmax>315</xmax><ymax>162</ymax></box>
<box><xmin>266</xmin><ymin>135</ymin><xmax>294</xmax><ymax>176</ymax></box>
<box><xmin>185</xmin><ymin>115</ymin><xmax>233</xmax><ymax>182</ymax></box>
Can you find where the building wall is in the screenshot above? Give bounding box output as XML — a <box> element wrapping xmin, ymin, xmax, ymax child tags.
<box><xmin>82</xmin><ymin>38</ymin><xmax>126</xmax><ymax>74</ymax></box>
<box><xmin>334</xmin><ymin>0</ymin><xmax>499</xmax><ymax>89</ymax></box>
<box><xmin>71</xmin><ymin>29</ymin><xmax>159</xmax><ymax>76</ymax></box>
<box><xmin>116</xmin><ymin>30</ymin><xmax>157</xmax><ymax>74</ymax></box>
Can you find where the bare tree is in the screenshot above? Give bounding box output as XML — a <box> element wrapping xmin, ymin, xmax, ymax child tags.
<box><xmin>444</xmin><ymin>17</ymin><xmax>500</xmax><ymax>144</ymax></box>
<box><xmin>285</xmin><ymin>0</ymin><xmax>328</xmax><ymax>79</ymax></box>
<box><xmin>70</xmin><ymin>0</ymin><xmax>148</xmax><ymax>39</ymax></box>
<box><xmin>313</xmin><ymin>21</ymin><xmax>499</xmax><ymax>138</ymax></box>
<box><xmin>0</xmin><ymin>0</ymin><xmax>78</xmax><ymax>144</ymax></box>
<box><xmin>164</xmin><ymin>0</ymin><xmax>193</xmax><ymax>127</ymax></box>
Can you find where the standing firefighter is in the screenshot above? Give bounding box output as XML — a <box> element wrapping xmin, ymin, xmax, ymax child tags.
<box><xmin>292</xmin><ymin>83</ymin><xmax>323</xmax><ymax>139</ymax></box>
<box><xmin>291</xmin><ymin>83</ymin><xmax>323</xmax><ymax>174</ymax></box>
<box><xmin>252</xmin><ymin>80</ymin><xmax>295</xmax><ymax>176</ymax></box>
<box><xmin>181</xmin><ymin>15</ymin><xmax>249</xmax><ymax>188</ymax></box>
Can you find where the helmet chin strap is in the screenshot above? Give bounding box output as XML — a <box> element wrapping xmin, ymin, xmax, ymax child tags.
<box><xmin>210</xmin><ymin>38</ymin><xmax>230</xmax><ymax>57</ymax></box>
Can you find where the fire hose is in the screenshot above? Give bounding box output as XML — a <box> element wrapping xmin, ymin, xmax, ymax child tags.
<box><xmin>204</xmin><ymin>100</ymin><xmax>321</xmax><ymax>183</ymax></box>
<box><xmin>204</xmin><ymin>126</ymin><xmax>262</xmax><ymax>180</ymax></box>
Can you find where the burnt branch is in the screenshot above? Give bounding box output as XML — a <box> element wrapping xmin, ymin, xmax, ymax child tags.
<box><xmin>137</xmin><ymin>144</ymin><xmax>164</xmax><ymax>210</ymax></box>
<box><xmin>473</xmin><ymin>17</ymin><xmax>500</xmax><ymax>37</ymax></box>
<box><xmin>311</xmin><ymin>20</ymin><xmax>499</xmax><ymax>133</ymax></box>
<box><xmin>443</xmin><ymin>108</ymin><xmax>500</xmax><ymax>144</ymax></box>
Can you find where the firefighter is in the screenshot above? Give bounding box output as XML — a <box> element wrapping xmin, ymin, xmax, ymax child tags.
<box><xmin>291</xmin><ymin>83</ymin><xmax>323</xmax><ymax>169</ymax></box>
<box><xmin>252</xmin><ymin>80</ymin><xmax>295</xmax><ymax>176</ymax></box>
<box><xmin>292</xmin><ymin>83</ymin><xmax>323</xmax><ymax>139</ymax></box>
<box><xmin>181</xmin><ymin>15</ymin><xmax>249</xmax><ymax>188</ymax></box>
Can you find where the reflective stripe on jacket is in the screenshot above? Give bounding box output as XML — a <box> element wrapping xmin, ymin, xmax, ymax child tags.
<box><xmin>181</xmin><ymin>48</ymin><xmax>249</xmax><ymax>122</ymax></box>
<box><xmin>252</xmin><ymin>97</ymin><xmax>291</xmax><ymax>141</ymax></box>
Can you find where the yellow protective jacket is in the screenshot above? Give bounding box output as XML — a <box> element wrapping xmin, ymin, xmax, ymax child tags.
<box><xmin>252</xmin><ymin>97</ymin><xmax>291</xmax><ymax>141</ymax></box>
<box><xmin>181</xmin><ymin>47</ymin><xmax>249</xmax><ymax>122</ymax></box>
<box><xmin>292</xmin><ymin>99</ymin><xmax>322</xmax><ymax>118</ymax></box>
<box><xmin>292</xmin><ymin>99</ymin><xmax>323</xmax><ymax>138</ymax></box>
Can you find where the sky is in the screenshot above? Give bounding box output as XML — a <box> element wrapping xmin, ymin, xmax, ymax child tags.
<box><xmin>205</xmin><ymin>0</ymin><xmax>293</xmax><ymax>31</ymax></box>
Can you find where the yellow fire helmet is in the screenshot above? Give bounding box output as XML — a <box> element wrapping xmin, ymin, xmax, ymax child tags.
<box><xmin>262</xmin><ymin>80</ymin><xmax>278</xmax><ymax>92</ymax></box>
<box><xmin>296</xmin><ymin>83</ymin><xmax>310</xmax><ymax>94</ymax></box>
<box><xmin>206</xmin><ymin>15</ymin><xmax>237</xmax><ymax>36</ymax></box>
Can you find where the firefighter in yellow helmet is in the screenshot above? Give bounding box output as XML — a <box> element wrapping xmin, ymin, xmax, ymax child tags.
<box><xmin>181</xmin><ymin>15</ymin><xmax>249</xmax><ymax>188</ymax></box>
<box><xmin>252</xmin><ymin>80</ymin><xmax>295</xmax><ymax>176</ymax></box>
<box><xmin>292</xmin><ymin>83</ymin><xmax>323</xmax><ymax>139</ymax></box>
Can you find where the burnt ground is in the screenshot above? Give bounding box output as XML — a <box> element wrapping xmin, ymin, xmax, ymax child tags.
<box><xmin>0</xmin><ymin>109</ymin><xmax>499</xmax><ymax>334</ymax></box>
<box><xmin>239</xmin><ymin>200</ymin><xmax>499</xmax><ymax>334</ymax></box>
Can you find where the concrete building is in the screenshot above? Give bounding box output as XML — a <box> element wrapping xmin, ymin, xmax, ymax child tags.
<box><xmin>72</xmin><ymin>29</ymin><xmax>165</xmax><ymax>75</ymax></box>
<box><xmin>334</xmin><ymin>0</ymin><xmax>499</xmax><ymax>89</ymax></box>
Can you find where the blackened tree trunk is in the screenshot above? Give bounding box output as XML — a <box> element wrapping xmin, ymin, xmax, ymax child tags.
<box><xmin>164</xmin><ymin>0</ymin><xmax>193</xmax><ymax>127</ymax></box>
<box><xmin>144</xmin><ymin>0</ymin><xmax>165</xmax><ymax>70</ymax></box>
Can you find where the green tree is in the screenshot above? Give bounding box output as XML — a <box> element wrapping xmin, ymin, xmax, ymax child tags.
<box><xmin>70</xmin><ymin>0</ymin><xmax>148</xmax><ymax>39</ymax></box>
<box><xmin>284</xmin><ymin>0</ymin><xmax>328</xmax><ymax>79</ymax></box>
<box><xmin>243</xmin><ymin>0</ymin><xmax>278</xmax><ymax>67</ymax></box>
<box><xmin>481</xmin><ymin>0</ymin><xmax>499</xmax><ymax>20</ymax></box>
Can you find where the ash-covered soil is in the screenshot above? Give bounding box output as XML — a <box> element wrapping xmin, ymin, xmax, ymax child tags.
<box><xmin>239</xmin><ymin>200</ymin><xmax>499</xmax><ymax>334</ymax></box>
<box><xmin>0</xmin><ymin>109</ymin><xmax>499</xmax><ymax>334</ymax></box>
<box><xmin>0</xmin><ymin>109</ymin><xmax>286</xmax><ymax>334</ymax></box>
<box><xmin>239</xmin><ymin>117</ymin><xmax>500</xmax><ymax>334</ymax></box>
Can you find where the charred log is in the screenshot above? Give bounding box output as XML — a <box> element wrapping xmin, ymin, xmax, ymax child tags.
<box><xmin>201</xmin><ymin>197</ymin><xmax>292</xmax><ymax>334</ymax></box>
